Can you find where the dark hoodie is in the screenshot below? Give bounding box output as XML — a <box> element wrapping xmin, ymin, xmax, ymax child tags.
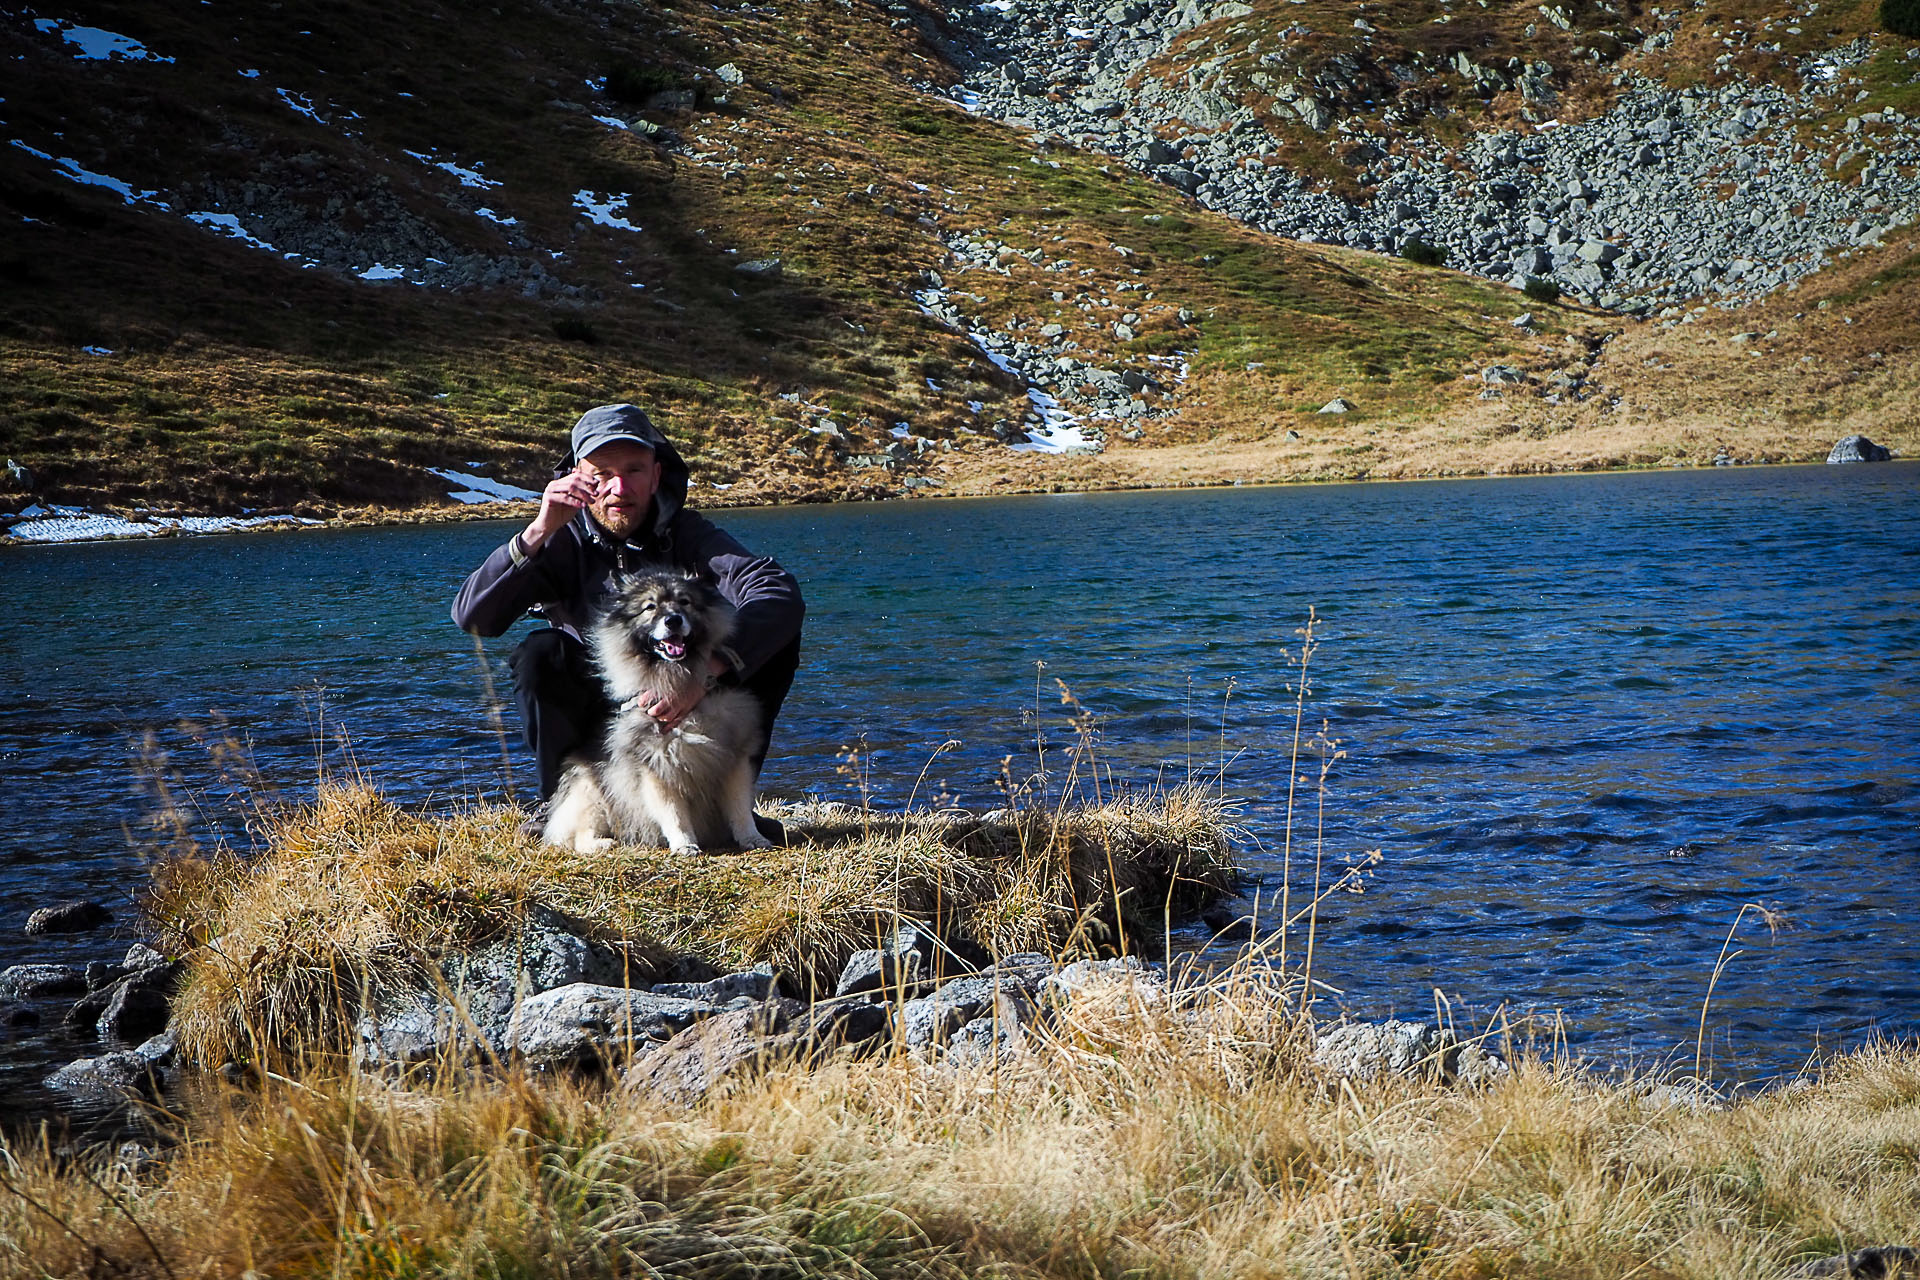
<box><xmin>449</xmin><ymin>430</ymin><xmax>803</xmax><ymax>680</ymax></box>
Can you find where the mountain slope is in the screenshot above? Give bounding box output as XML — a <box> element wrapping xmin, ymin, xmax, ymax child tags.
<box><xmin>1</xmin><ymin>0</ymin><xmax>1913</xmax><ymax>525</ymax></box>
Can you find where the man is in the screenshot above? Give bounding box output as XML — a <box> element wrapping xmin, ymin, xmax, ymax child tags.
<box><xmin>452</xmin><ymin>404</ymin><xmax>804</xmax><ymax>833</ymax></box>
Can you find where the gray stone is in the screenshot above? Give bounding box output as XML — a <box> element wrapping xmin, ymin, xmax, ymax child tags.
<box><xmin>506</xmin><ymin>983</ymin><xmax>719</xmax><ymax>1065</ymax></box>
<box><xmin>899</xmin><ymin>975</ymin><xmax>1036</xmax><ymax>1048</ymax></box>
<box><xmin>834</xmin><ymin>923</ymin><xmax>935</xmax><ymax>997</ymax></box>
<box><xmin>123</xmin><ymin>943</ymin><xmax>167</xmax><ymax>969</ymax></box>
<box><xmin>1312</xmin><ymin>1018</ymin><xmax>1508</xmax><ymax>1086</ymax></box>
<box><xmin>651</xmin><ymin>964</ymin><xmax>782</xmax><ymax>1004</ymax></box>
<box><xmin>1041</xmin><ymin>955</ymin><xmax>1165</xmax><ymax>1003</ymax></box>
<box><xmin>97</xmin><ymin>968</ymin><xmax>176</xmax><ymax>1042</ymax></box>
<box><xmin>1</xmin><ymin>963</ymin><xmax>89</xmax><ymax>999</ymax></box>
<box><xmin>624</xmin><ymin>999</ymin><xmax>803</xmax><ymax>1105</ymax></box>
<box><xmin>1481</xmin><ymin>364</ymin><xmax>1527</xmax><ymax>384</ymax></box>
<box><xmin>714</xmin><ymin>63</ymin><xmax>745</xmax><ymax>86</ymax></box>
<box><xmin>947</xmin><ymin>993</ymin><xmax>1036</xmax><ymax>1065</ymax></box>
<box><xmin>46</xmin><ymin>1050</ymin><xmax>164</xmax><ymax>1101</ymax></box>
<box><xmin>1827</xmin><ymin>435</ymin><xmax>1892</xmax><ymax>463</ymax></box>
<box><xmin>24</xmin><ymin>900</ymin><xmax>113</xmax><ymax>935</ymax></box>
<box><xmin>735</xmin><ymin>257</ymin><xmax>783</xmax><ymax>280</ymax></box>
<box><xmin>1317</xmin><ymin>397</ymin><xmax>1351</xmax><ymax>414</ymax></box>
<box><xmin>1796</xmin><ymin>1245</ymin><xmax>1920</xmax><ymax>1278</ymax></box>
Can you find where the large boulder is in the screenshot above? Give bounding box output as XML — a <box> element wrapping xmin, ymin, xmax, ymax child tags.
<box><xmin>64</xmin><ymin>960</ymin><xmax>181</xmax><ymax>1042</ymax></box>
<box><xmin>1827</xmin><ymin>435</ymin><xmax>1893</xmax><ymax>463</ymax></box>
<box><xmin>506</xmin><ymin>984</ymin><xmax>721</xmax><ymax>1066</ymax></box>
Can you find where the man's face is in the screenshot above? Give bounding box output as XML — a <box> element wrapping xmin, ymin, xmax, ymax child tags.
<box><xmin>579</xmin><ymin>441</ymin><xmax>661</xmax><ymax>539</ymax></box>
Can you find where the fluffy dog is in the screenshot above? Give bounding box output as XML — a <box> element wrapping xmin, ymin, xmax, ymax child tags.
<box><xmin>542</xmin><ymin>572</ymin><xmax>771</xmax><ymax>855</ymax></box>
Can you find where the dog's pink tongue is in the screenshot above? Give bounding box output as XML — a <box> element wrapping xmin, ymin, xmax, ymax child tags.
<box><xmin>661</xmin><ymin>639</ymin><xmax>687</xmax><ymax>659</ymax></box>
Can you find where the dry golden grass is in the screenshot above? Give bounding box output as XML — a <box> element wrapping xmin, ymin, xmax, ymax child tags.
<box><xmin>148</xmin><ymin>783</ymin><xmax>1239</xmax><ymax>1068</ymax></box>
<box><xmin>5</xmin><ymin>963</ymin><xmax>1919</xmax><ymax>1280</ymax></box>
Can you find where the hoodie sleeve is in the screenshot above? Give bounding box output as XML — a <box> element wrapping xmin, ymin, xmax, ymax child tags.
<box><xmin>450</xmin><ymin>529</ymin><xmax>575</xmax><ymax>637</ymax></box>
<box><xmin>672</xmin><ymin>511</ymin><xmax>805</xmax><ymax>678</ymax></box>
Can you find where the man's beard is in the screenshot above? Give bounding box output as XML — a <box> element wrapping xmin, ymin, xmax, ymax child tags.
<box><xmin>591</xmin><ymin>498</ymin><xmax>646</xmax><ymax>539</ymax></box>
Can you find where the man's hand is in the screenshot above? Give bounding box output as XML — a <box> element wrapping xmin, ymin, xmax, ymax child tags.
<box><xmin>642</xmin><ymin>655</ymin><xmax>731</xmax><ymax>730</ymax></box>
<box><xmin>523</xmin><ymin>469</ymin><xmax>598</xmax><ymax>550</ymax></box>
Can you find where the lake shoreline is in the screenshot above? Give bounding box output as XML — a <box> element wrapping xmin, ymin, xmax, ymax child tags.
<box><xmin>5</xmin><ymin>450</ymin><xmax>1910</xmax><ymax>548</ymax></box>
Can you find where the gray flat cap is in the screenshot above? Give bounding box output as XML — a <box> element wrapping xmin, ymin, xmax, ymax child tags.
<box><xmin>570</xmin><ymin>403</ymin><xmax>666</xmax><ymax>462</ymax></box>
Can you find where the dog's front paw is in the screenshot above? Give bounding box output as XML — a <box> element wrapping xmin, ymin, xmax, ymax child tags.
<box><xmin>573</xmin><ymin>835</ymin><xmax>617</xmax><ymax>855</ymax></box>
<box><xmin>669</xmin><ymin>841</ymin><xmax>704</xmax><ymax>857</ymax></box>
<box><xmin>737</xmin><ymin>828</ymin><xmax>775</xmax><ymax>850</ymax></box>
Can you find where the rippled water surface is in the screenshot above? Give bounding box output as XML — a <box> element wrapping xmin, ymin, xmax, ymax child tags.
<box><xmin>2</xmin><ymin>464</ymin><xmax>1916</xmax><ymax>1108</ymax></box>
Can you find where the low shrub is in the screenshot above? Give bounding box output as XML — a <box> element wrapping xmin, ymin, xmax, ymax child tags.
<box><xmin>551</xmin><ymin>316</ymin><xmax>599</xmax><ymax>344</ymax></box>
<box><xmin>1523</xmin><ymin>275</ymin><xmax>1562</xmax><ymax>304</ymax></box>
<box><xmin>1884</xmin><ymin>0</ymin><xmax>1920</xmax><ymax>38</ymax></box>
<box><xmin>1400</xmin><ymin>236</ymin><xmax>1447</xmax><ymax>267</ymax></box>
<box><xmin>605</xmin><ymin>62</ymin><xmax>683</xmax><ymax>105</ymax></box>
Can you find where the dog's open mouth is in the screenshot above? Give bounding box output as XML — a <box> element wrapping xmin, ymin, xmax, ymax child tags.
<box><xmin>652</xmin><ymin>635</ymin><xmax>689</xmax><ymax>662</ymax></box>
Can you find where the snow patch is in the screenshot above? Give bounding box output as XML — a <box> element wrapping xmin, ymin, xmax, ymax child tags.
<box><xmin>187</xmin><ymin>211</ymin><xmax>278</xmax><ymax>251</ymax></box>
<box><xmin>5</xmin><ymin>506</ymin><xmax>320</xmax><ymax>544</ymax></box>
<box><xmin>425</xmin><ymin>468</ymin><xmax>541</xmax><ymax>504</ymax></box>
<box><xmin>473</xmin><ymin>206</ymin><xmax>519</xmax><ymax>226</ymax></box>
<box><xmin>593</xmin><ymin>114</ymin><xmax>631</xmax><ymax>131</ymax></box>
<box><xmin>81</xmin><ymin>345</ymin><xmax>113</xmax><ymax>356</ymax></box>
<box><xmin>11</xmin><ymin>140</ymin><xmax>168</xmax><ymax>208</ymax></box>
<box><xmin>573</xmin><ymin>190</ymin><xmax>642</xmax><ymax>231</ymax></box>
<box><xmin>33</xmin><ymin>19</ymin><xmax>173</xmax><ymax>62</ymax></box>
<box><xmin>276</xmin><ymin>88</ymin><xmax>326</xmax><ymax>124</ymax></box>
<box><xmin>1008</xmin><ymin>388</ymin><xmax>1100</xmax><ymax>454</ymax></box>
<box><xmin>357</xmin><ymin>263</ymin><xmax>407</xmax><ymax>281</ymax></box>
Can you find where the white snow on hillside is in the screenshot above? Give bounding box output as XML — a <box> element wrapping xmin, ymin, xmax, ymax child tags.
<box><xmin>33</xmin><ymin>19</ymin><xmax>173</xmax><ymax>63</ymax></box>
<box><xmin>573</xmin><ymin>191</ymin><xmax>642</xmax><ymax>231</ymax></box>
<box><xmin>10</xmin><ymin>140</ymin><xmax>168</xmax><ymax>208</ymax></box>
<box><xmin>4</xmin><ymin>505</ymin><xmax>320</xmax><ymax>544</ymax></box>
<box><xmin>1008</xmin><ymin>389</ymin><xmax>1100</xmax><ymax>454</ymax></box>
<box><xmin>405</xmin><ymin>151</ymin><xmax>501</xmax><ymax>189</ymax></box>
<box><xmin>426</xmin><ymin>468</ymin><xmax>541</xmax><ymax>503</ymax></box>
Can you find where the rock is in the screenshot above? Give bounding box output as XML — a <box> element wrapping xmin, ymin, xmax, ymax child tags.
<box><xmin>96</xmin><ymin>966</ymin><xmax>177</xmax><ymax>1042</ymax></box>
<box><xmin>734</xmin><ymin>257</ymin><xmax>783</xmax><ymax>280</ymax></box>
<box><xmin>45</xmin><ymin>1050</ymin><xmax>165</xmax><ymax>1101</ymax></box>
<box><xmin>645</xmin><ymin>89</ymin><xmax>696</xmax><ymax>113</ymax></box>
<box><xmin>4</xmin><ymin>1003</ymin><xmax>42</xmax><ymax>1028</ymax></box>
<box><xmin>899</xmin><ymin>975</ymin><xmax>1039</xmax><ymax>1048</ymax></box>
<box><xmin>1042</xmin><ymin>955</ymin><xmax>1165</xmax><ymax>1004</ymax></box>
<box><xmin>1312</xmin><ymin>1018</ymin><xmax>1508</xmax><ymax>1086</ymax></box>
<box><xmin>506</xmin><ymin>984</ymin><xmax>720</xmax><ymax>1066</ymax></box>
<box><xmin>1639</xmin><ymin>1078</ymin><xmax>1727</xmax><ymax>1111</ymax></box>
<box><xmin>624</xmin><ymin>999</ymin><xmax>803</xmax><ymax>1105</ymax></box>
<box><xmin>625</xmin><ymin>997</ymin><xmax>888</xmax><ymax>1105</ymax></box>
<box><xmin>1</xmin><ymin>963</ymin><xmax>89</xmax><ymax>999</ymax></box>
<box><xmin>1317</xmin><ymin>397</ymin><xmax>1352</xmax><ymax>414</ymax></box>
<box><xmin>651</xmin><ymin>965</ymin><xmax>784</xmax><ymax>1004</ymax></box>
<box><xmin>24</xmin><ymin>900</ymin><xmax>113</xmax><ymax>935</ymax></box>
<box><xmin>1481</xmin><ymin>364</ymin><xmax>1527</xmax><ymax>384</ymax></box>
<box><xmin>123</xmin><ymin>942</ymin><xmax>167</xmax><ymax>969</ymax></box>
<box><xmin>834</xmin><ymin>923</ymin><xmax>936</xmax><ymax>997</ymax></box>
<box><xmin>1827</xmin><ymin>435</ymin><xmax>1892</xmax><ymax>463</ymax></box>
<box><xmin>714</xmin><ymin>63</ymin><xmax>745</xmax><ymax>86</ymax></box>
<box><xmin>1796</xmin><ymin>1246</ymin><xmax>1920</xmax><ymax>1277</ymax></box>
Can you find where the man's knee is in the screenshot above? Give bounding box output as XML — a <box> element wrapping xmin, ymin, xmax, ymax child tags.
<box><xmin>509</xmin><ymin>627</ymin><xmax>577</xmax><ymax>688</ymax></box>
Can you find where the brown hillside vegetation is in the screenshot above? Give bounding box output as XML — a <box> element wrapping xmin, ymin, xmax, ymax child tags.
<box><xmin>0</xmin><ymin>0</ymin><xmax>1915</xmax><ymax>521</ymax></box>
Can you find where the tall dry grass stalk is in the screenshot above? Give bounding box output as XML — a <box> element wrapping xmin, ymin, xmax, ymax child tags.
<box><xmin>6</xmin><ymin>967</ymin><xmax>1919</xmax><ymax>1280</ymax></box>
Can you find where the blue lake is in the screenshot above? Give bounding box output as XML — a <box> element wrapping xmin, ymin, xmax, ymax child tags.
<box><xmin>2</xmin><ymin>463</ymin><xmax>1916</xmax><ymax>1104</ymax></box>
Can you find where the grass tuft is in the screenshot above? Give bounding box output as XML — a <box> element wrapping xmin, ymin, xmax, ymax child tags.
<box><xmin>149</xmin><ymin>782</ymin><xmax>1240</xmax><ymax>1067</ymax></box>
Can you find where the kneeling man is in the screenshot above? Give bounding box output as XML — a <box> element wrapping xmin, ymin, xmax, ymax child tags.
<box><xmin>451</xmin><ymin>404</ymin><xmax>804</xmax><ymax>835</ymax></box>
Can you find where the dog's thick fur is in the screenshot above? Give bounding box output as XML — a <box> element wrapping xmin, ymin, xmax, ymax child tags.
<box><xmin>543</xmin><ymin>572</ymin><xmax>771</xmax><ymax>855</ymax></box>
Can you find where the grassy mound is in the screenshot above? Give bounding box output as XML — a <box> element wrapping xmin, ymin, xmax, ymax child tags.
<box><xmin>148</xmin><ymin>784</ymin><xmax>1240</xmax><ymax>1067</ymax></box>
<box><xmin>7</xmin><ymin>964</ymin><xmax>1920</xmax><ymax>1278</ymax></box>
